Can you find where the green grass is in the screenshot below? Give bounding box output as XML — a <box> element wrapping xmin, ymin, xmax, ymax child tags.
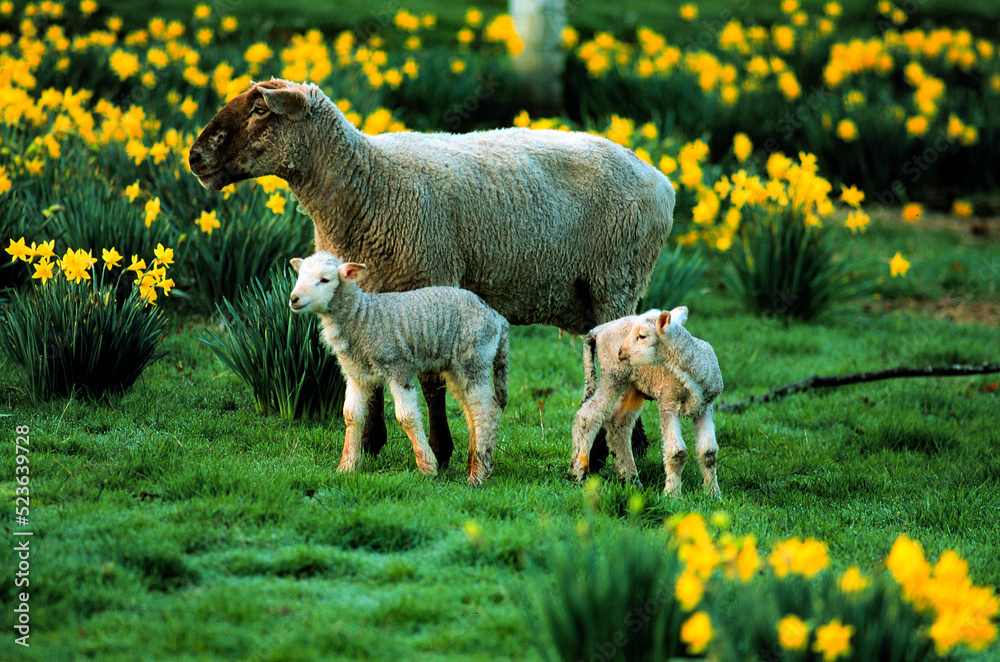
<box><xmin>2</xmin><ymin>215</ymin><xmax>999</xmax><ymax>661</ymax></box>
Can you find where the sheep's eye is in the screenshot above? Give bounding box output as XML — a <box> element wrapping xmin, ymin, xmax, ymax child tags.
<box><xmin>637</xmin><ymin>333</ymin><xmax>647</xmax><ymax>340</ymax></box>
<box><xmin>319</xmin><ymin>277</ymin><xmax>330</xmax><ymax>284</ymax></box>
<box><xmin>251</xmin><ymin>102</ymin><xmax>268</xmax><ymax>116</ymax></box>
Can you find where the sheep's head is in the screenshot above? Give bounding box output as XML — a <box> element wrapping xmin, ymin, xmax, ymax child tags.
<box><xmin>289</xmin><ymin>252</ymin><xmax>366</xmax><ymax>314</ymax></box>
<box><xmin>617</xmin><ymin>306</ymin><xmax>688</xmax><ymax>365</ymax></box>
<box><xmin>189</xmin><ymin>79</ymin><xmax>313</xmax><ymax>191</ymax></box>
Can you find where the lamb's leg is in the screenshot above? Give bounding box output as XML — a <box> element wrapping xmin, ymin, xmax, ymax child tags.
<box><xmin>361</xmin><ymin>387</ymin><xmax>387</xmax><ymax>457</ymax></box>
<box><xmin>606</xmin><ymin>387</ymin><xmax>645</xmax><ymax>484</ymax></box>
<box><xmin>658</xmin><ymin>404</ymin><xmax>687</xmax><ymax>496</ymax></box>
<box><xmin>695</xmin><ymin>405</ymin><xmax>720</xmax><ymax>497</ymax></box>
<box><xmin>464</xmin><ymin>383</ymin><xmax>500</xmax><ymax>486</ymax></box>
<box><xmin>570</xmin><ymin>383</ymin><xmax>622</xmax><ymax>480</ymax></box>
<box><xmin>340</xmin><ymin>379</ymin><xmax>372</xmax><ymax>472</ymax></box>
<box><xmin>389</xmin><ymin>380</ymin><xmax>438</xmax><ymax>476</ymax></box>
<box><xmin>420</xmin><ymin>372</ymin><xmax>453</xmax><ymax>471</ymax></box>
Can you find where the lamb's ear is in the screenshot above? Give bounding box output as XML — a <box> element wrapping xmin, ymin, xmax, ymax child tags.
<box><xmin>259</xmin><ymin>85</ymin><xmax>309</xmax><ymax>121</ymax></box>
<box><xmin>655</xmin><ymin>310</ymin><xmax>671</xmax><ymax>333</ymax></box>
<box><xmin>290</xmin><ymin>258</ymin><xmax>303</xmax><ymax>273</ymax></box>
<box><xmin>338</xmin><ymin>262</ymin><xmax>367</xmax><ymax>281</ymax></box>
<box><xmin>670</xmin><ymin>306</ymin><xmax>689</xmax><ymax>327</ymax></box>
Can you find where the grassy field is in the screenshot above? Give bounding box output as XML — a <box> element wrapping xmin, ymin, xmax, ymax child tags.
<box><xmin>3</xmin><ymin>214</ymin><xmax>999</xmax><ymax>661</ymax></box>
<box><xmin>3</xmin><ymin>0</ymin><xmax>1000</xmax><ymax>658</ymax></box>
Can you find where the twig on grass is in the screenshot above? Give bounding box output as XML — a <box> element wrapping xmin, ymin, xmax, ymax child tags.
<box><xmin>718</xmin><ymin>362</ymin><xmax>1000</xmax><ymax>413</ymax></box>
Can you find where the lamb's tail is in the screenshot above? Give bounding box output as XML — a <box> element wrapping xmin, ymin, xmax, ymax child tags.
<box><xmin>493</xmin><ymin>322</ymin><xmax>509</xmax><ymax>410</ymax></box>
<box><xmin>581</xmin><ymin>332</ymin><xmax>598</xmax><ymax>403</ymax></box>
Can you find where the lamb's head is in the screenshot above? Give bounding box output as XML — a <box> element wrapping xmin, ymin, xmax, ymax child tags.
<box><xmin>617</xmin><ymin>306</ymin><xmax>689</xmax><ymax>365</ymax></box>
<box><xmin>189</xmin><ymin>79</ymin><xmax>316</xmax><ymax>191</ymax></box>
<box><xmin>289</xmin><ymin>252</ymin><xmax>366</xmax><ymax>314</ymax></box>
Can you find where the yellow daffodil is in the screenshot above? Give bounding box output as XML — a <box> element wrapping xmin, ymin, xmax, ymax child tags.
<box><xmin>32</xmin><ymin>258</ymin><xmax>55</xmax><ymax>285</ymax></box>
<box><xmin>125</xmin><ymin>181</ymin><xmax>141</xmax><ymax>202</ymax></box>
<box><xmin>6</xmin><ymin>237</ymin><xmax>34</xmax><ymax>263</ymax></box>
<box><xmin>778</xmin><ymin>615</ymin><xmax>809</xmax><ymax>651</ymax></box>
<box><xmin>840</xmin><ymin>566</ymin><xmax>870</xmax><ymax>593</ymax></box>
<box><xmin>266</xmin><ymin>193</ymin><xmax>286</xmax><ymax>215</ymax></box>
<box><xmin>902</xmin><ymin>202</ymin><xmax>923</xmax><ymax>222</ymax></box>
<box><xmin>952</xmin><ymin>199</ymin><xmax>973</xmax><ymax>217</ymax></box>
<box><xmin>197</xmin><ymin>210</ymin><xmax>220</xmax><ymax>234</ymax></box>
<box><xmin>836</xmin><ymin>118</ymin><xmax>858</xmax><ymax>141</ymax></box>
<box><xmin>674</xmin><ymin>572</ymin><xmax>705</xmax><ymax>610</ymax></box>
<box><xmin>889</xmin><ymin>252</ymin><xmax>911</xmax><ymax>277</ymax></box>
<box><xmin>102</xmin><ymin>247</ymin><xmax>123</xmax><ymax>270</ymax></box>
<box><xmin>813</xmin><ymin>619</ymin><xmax>854</xmax><ymax>661</ymax></box>
<box><xmin>680</xmin><ymin>611</ymin><xmax>713</xmax><ymax>654</ymax></box>
<box><xmin>144</xmin><ymin>196</ymin><xmax>161</xmax><ymax>227</ymax></box>
<box><xmin>839</xmin><ymin>184</ymin><xmax>865</xmax><ymax>207</ymax></box>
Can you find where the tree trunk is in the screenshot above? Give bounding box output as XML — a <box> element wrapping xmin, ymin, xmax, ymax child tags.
<box><xmin>510</xmin><ymin>0</ymin><xmax>566</xmax><ymax>115</ymax></box>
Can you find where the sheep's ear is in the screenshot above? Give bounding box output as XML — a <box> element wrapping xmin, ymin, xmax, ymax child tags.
<box><xmin>259</xmin><ymin>85</ymin><xmax>309</xmax><ymax>121</ymax></box>
<box><xmin>670</xmin><ymin>306</ymin><xmax>689</xmax><ymax>327</ymax></box>
<box><xmin>290</xmin><ymin>258</ymin><xmax>303</xmax><ymax>273</ymax></box>
<box><xmin>656</xmin><ymin>310</ymin><xmax>671</xmax><ymax>334</ymax></box>
<box><xmin>338</xmin><ymin>262</ymin><xmax>367</xmax><ymax>281</ymax></box>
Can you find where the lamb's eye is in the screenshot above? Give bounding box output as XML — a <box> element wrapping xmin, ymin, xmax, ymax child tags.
<box><xmin>319</xmin><ymin>277</ymin><xmax>330</xmax><ymax>284</ymax></box>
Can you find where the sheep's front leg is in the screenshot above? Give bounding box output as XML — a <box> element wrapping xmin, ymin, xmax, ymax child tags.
<box><xmin>420</xmin><ymin>372</ymin><xmax>454</xmax><ymax>471</ymax></box>
<box><xmin>570</xmin><ymin>383</ymin><xmax>622</xmax><ymax>480</ymax></box>
<box><xmin>695</xmin><ymin>405</ymin><xmax>720</xmax><ymax>497</ymax></box>
<box><xmin>606</xmin><ymin>387</ymin><xmax>646</xmax><ymax>485</ymax></box>
<box><xmin>340</xmin><ymin>378</ymin><xmax>372</xmax><ymax>472</ymax></box>
<box><xmin>658</xmin><ymin>403</ymin><xmax>687</xmax><ymax>496</ymax></box>
<box><xmin>389</xmin><ymin>380</ymin><xmax>438</xmax><ymax>476</ymax></box>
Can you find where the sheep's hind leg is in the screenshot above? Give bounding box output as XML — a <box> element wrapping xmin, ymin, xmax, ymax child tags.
<box><xmin>420</xmin><ymin>372</ymin><xmax>454</xmax><ymax>471</ymax></box>
<box><xmin>361</xmin><ymin>387</ymin><xmax>387</xmax><ymax>457</ymax></box>
<box><xmin>695</xmin><ymin>405</ymin><xmax>720</xmax><ymax>497</ymax></box>
<box><xmin>606</xmin><ymin>388</ymin><xmax>645</xmax><ymax>485</ymax></box>
<box><xmin>658</xmin><ymin>404</ymin><xmax>687</xmax><ymax>496</ymax></box>
<box><xmin>389</xmin><ymin>380</ymin><xmax>438</xmax><ymax>476</ymax></box>
<box><xmin>570</xmin><ymin>383</ymin><xmax>622</xmax><ymax>480</ymax></box>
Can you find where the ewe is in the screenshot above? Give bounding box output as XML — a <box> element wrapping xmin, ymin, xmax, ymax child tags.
<box><xmin>289</xmin><ymin>252</ymin><xmax>509</xmax><ymax>485</ymax></box>
<box><xmin>190</xmin><ymin>79</ymin><xmax>675</xmax><ymax>469</ymax></box>
<box><xmin>571</xmin><ymin>306</ymin><xmax>723</xmax><ymax>496</ymax></box>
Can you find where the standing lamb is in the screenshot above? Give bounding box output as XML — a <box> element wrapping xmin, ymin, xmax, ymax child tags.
<box><xmin>288</xmin><ymin>251</ymin><xmax>509</xmax><ymax>485</ymax></box>
<box><xmin>189</xmin><ymin>78</ymin><xmax>675</xmax><ymax>468</ymax></box>
<box><xmin>571</xmin><ymin>306</ymin><xmax>723</xmax><ymax>496</ymax></box>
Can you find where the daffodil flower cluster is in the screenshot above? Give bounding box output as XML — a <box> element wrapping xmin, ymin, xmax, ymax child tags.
<box><xmin>887</xmin><ymin>535</ymin><xmax>999</xmax><ymax>655</ymax></box>
<box><xmin>5</xmin><ymin>237</ymin><xmax>174</xmax><ymax>305</ymax></box>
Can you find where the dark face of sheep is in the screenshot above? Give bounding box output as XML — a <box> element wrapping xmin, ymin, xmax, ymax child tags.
<box><xmin>189</xmin><ymin>80</ymin><xmax>310</xmax><ymax>191</ymax></box>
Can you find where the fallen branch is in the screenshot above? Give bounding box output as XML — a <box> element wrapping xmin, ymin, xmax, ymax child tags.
<box><xmin>717</xmin><ymin>362</ymin><xmax>1000</xmax><ymax>413</ymax></box>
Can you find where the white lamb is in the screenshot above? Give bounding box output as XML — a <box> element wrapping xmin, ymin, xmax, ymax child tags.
<box><xmin>570</xmin><ymin>306</ymin><xmax>723</xmax><ymax>496</ymax></box>
<box><xmin>288</xmin><ymin>252</ymin><xmax>509</xmax><ymax>485</ymax></box>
